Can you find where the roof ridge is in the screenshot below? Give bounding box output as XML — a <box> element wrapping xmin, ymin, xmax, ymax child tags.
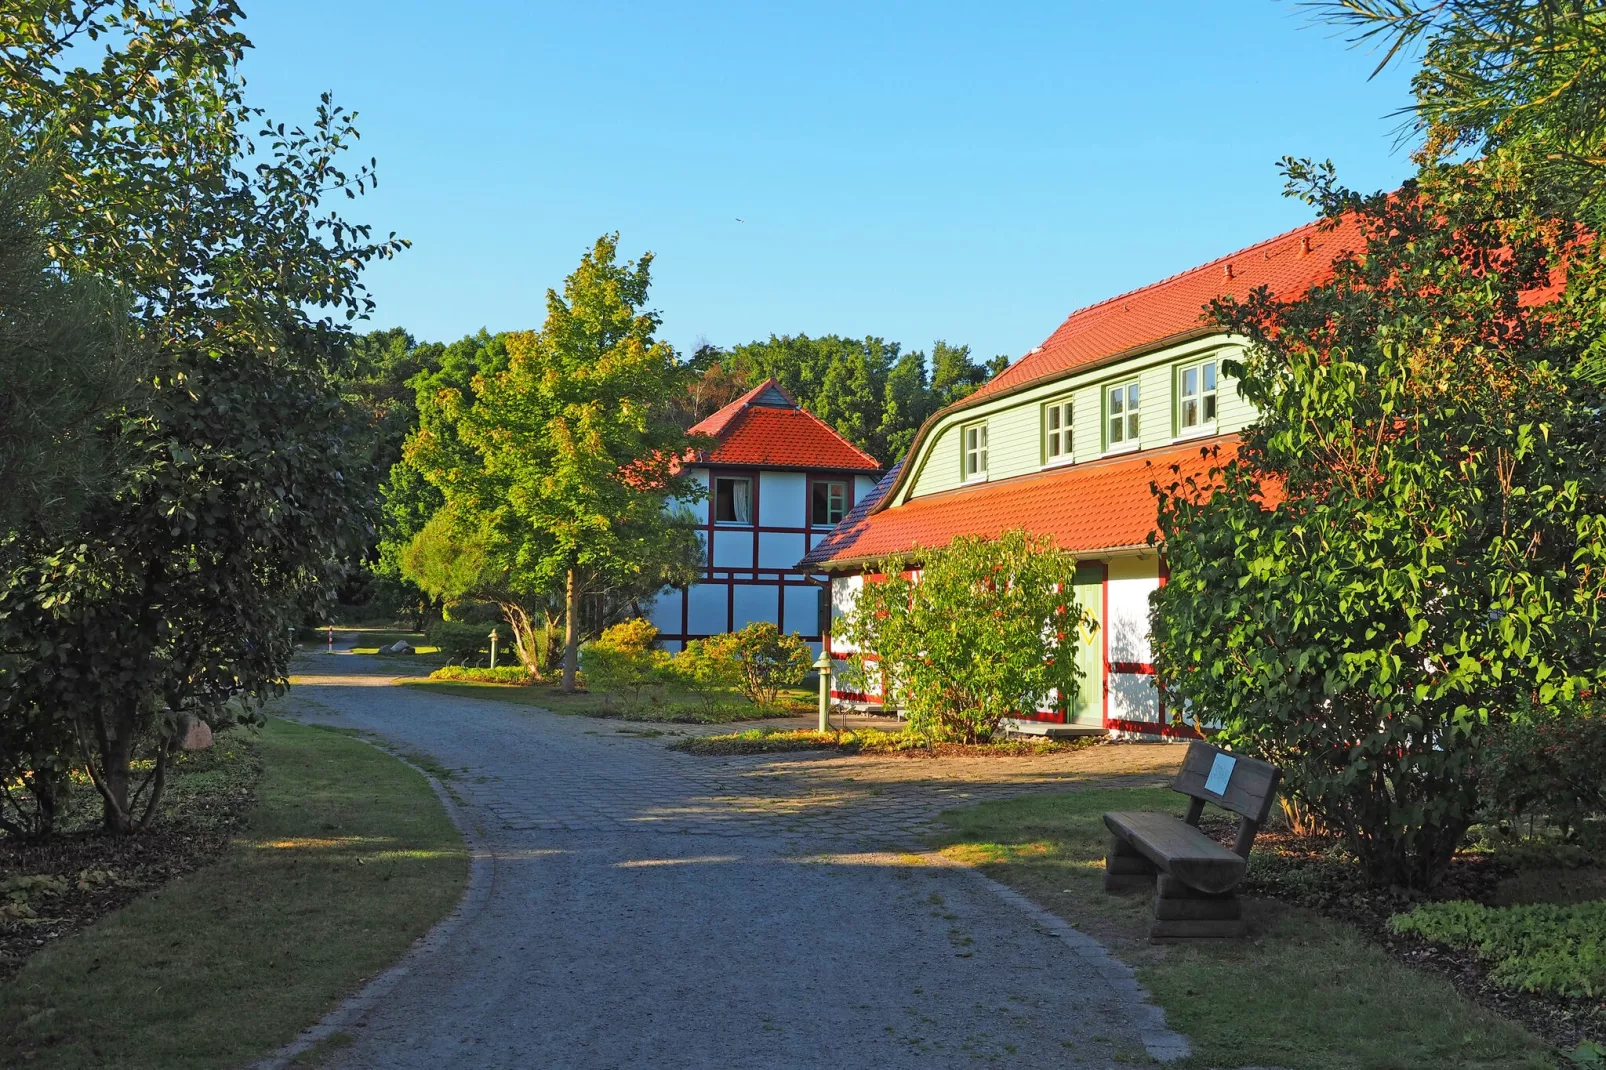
<box><xmin>1027</xmin><ymin>216</ymin><xmax>1330</xmax><ymax>353</ymax></box>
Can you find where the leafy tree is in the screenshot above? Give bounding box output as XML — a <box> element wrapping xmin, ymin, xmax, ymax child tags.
<box><xmin>1150</xmin><ymin>159</ymin><xmax>1606</xmax><ymax>887</ymax></box>
<box><xmin>0</xmin><ymin>166</ymin><xmax>144</xmax><ymax>548</ymax></box>
<box><xmin>372</xmin><ymin>331</ymin><xmax>509</xmax><ymax>623</ymax></box>
<box><xmin>0</xmin><ymin>2</ymin><xmax>400</xmax><ymax>833</ymax></box>
<box><xmin>670</xmin><ymin>342</ymin><xmax>750</xmax><ymax>426</ymax></box>
<box><xmin>1314</xmin><ymin>1</ymin><xmax>1606</xmax><ymax>217</ymax></box>
<box><xmin>401</xmin><ymin>512</ymin><xmax>559</xmax><ymax>675</ymax></box>
<box><xmin>840</xmin><ymin>529</ymin><xmax>1091</xmax><ymax>743</ymax></box>
<box><xmin>408</xmin><ymin>235</ymin><xmax>704</xmax><ymax>692</ymax></box>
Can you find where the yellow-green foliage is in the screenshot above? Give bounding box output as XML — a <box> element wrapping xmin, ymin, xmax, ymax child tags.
<box><xmin>580</xmin><ymin>619</ymin><xmax>668</xmax><ymax>707</ymax></box>
<box><xmin>691</xmin><ymin>622</ymin><xmax>812</xmax><ymax>708</ymax></box>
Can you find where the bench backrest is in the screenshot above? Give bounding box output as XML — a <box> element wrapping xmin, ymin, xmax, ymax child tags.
<box><xmin>1171</xmin><ymin>741</ymin><xmax>1281</xmax><ymax>826</ymax></box>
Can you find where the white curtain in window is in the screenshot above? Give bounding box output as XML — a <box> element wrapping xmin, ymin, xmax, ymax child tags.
<box><xmin>730</xmin><ymin>478</ymin><xmax>752</xmax><ymax>523</ymax></box>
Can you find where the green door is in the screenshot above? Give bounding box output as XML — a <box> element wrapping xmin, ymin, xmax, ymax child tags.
<box><xmin>1069</xmin><ymin>564</ymin><xmax>1104</xmax><ymax>726</ymax></box>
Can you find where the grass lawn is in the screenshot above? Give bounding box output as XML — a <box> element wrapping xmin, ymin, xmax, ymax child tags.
<box><xmin>0</xmin><ymin>718</ymin><xmax>468</xmax><ymax>1070</ymax></box>
<box><xmin>341</xmin><ymin>628</ymin><xmax>442</xmax><ymax>658</ymax></box>
<box><xmin>934</xmin><ymin>788</ymin><xmax>1557</xmax><ymax>1070</ymax></box>
<box><xmin>398</xmin><ymin>676</ymin><xmax>810</xmax><ymax>724</ymax></box>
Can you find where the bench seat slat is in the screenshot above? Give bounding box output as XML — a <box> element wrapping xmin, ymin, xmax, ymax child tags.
<box><xmin>1102</xmin><ymin>811</ymin><xmax>1246</xmax><ymax>895</ymax></box>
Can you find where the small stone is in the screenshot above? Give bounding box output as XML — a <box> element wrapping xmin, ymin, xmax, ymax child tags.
<box><xmin>388</xmin><ymin>640</ymin><xmax>414</xmax><ymax>654</ymax></box>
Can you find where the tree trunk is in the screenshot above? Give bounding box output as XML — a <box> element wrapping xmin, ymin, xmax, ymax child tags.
<box><xmin>99</xmin><ymin>724</ymin><xmax>136</xmax><ymax>834</ymax></box>
<box><xmin>562</xmin><ymin>566</ymin><xmax>580</xmax><ymax>693</ymax></box>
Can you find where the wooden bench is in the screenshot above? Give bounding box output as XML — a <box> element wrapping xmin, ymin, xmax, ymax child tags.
<box><xmin>1102</xmin><ymin>741</ymin><xmax>1281</xmax><ymax>941</ymax></box>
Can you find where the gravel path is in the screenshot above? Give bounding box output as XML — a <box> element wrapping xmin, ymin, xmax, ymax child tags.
<box><xmin>270</xmin><ymin>655</ymin><xmax>1189</xmax><ymax>1069</ymax></box>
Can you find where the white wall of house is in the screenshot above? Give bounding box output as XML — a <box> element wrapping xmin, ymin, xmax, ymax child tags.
<box><xmin>647</xmin><ymin>465</ymin><xmax>873</xmax><ymax>653</ymax></box>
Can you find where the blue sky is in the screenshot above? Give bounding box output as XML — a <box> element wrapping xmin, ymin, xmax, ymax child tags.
<box><xmin>239</xmin><ymin>2</ymin><xmax>1417</xmax><ymax>363</ymax></box>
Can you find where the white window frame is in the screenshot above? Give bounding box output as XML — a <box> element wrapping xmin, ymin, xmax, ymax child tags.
<box><xmin>1176</xmin><ymin>358</ymin><xmax>1219</xmax><ymax>437</ymax></box>
<box><xmin>962</xmin><ymin>422</ymin><xmax>989</xmax><ymax>481</ymax></box>
<box><xmin>1105</xmin><ymin>380</ymin><xmax>1141</xmax><ymax>452</ymax></box>
<box><xmin>1043</xmin><ymin>396</ymin><xmax>1075</xmax><ymax>466</ymax></box>
<box><xmin>713</xmin><ymin>475</ymin><xmax>753</xmax><ymax>525</ymax></box>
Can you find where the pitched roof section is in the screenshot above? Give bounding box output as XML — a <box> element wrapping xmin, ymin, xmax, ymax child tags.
<box><xmin>801</xmin><ymin>438</ymin><xmax>1240</xmax><ymax>569</ymax></box>
<box><xmin>688</xmin><ymin>378</ymin><xmax>882</xmax><ymax>472</ymax></box>
<box><xmin>968</xmin><ymin>215</ymin><xmax>1366</xmax><ymax>405</ymax></box>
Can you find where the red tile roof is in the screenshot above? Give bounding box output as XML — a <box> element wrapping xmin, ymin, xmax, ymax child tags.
<box><xmin>688</xmin><ymin>378</ymin><xmax>881</xmax><ymax>472</ymax></box>
<box><xmin>969</xmin><ymin>215</ymin><xmax>1365</xmax><ymax>405</ymax></box>
<box><xmin>802</xmin><ymin>438</ymin><xmax>1240</xmax><ymax>568</ymax></box>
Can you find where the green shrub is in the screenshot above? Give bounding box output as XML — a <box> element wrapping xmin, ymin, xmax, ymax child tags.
<box><xmin>427</xmin><ymin>665</ymin><xmax>533</xmax><ymax>685</ymax></box>
<box><xmin>839</xmin><ymin>529</ymin><xmax>1089</xmax><ymax>743</ymax></box>
<box><xmin>426</xmin><ymin>620</ymin><xmax>508</xmax><ymax>665</ymax></box>
<box><xmin>1389</xmin><ymin>899</ymin><xmax>1606</xmax><ymax>998</ymax></box>
<box><xmin>580</xmin><ymin>620</ymin><xmax>668</xmax><ymax>708</ymax></box>
<box><xmin>695</xmin><ymin>622</ymin><xmax>812</xmax><ymax>709</ymax></box>
<box><xmin>1479</xmin><ymin>703</ymin><xmax>1606</xmax><ymax>839</ymax></box>
<box><xmin>665</xmin><ymin>639</ymin><xmax>737</xmax><ymax>710</ymax></box>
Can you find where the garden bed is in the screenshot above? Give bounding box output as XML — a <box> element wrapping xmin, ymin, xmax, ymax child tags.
<box><xmin>671</xmin><ymin>727</ymin><xmax>1102</xmax><ymax>757</ymax></box>
<box><xmin>1196</xmin><ymin>812</ymin><xmax>1606</xmax><ymax>1056</ymax></box>
<box><xmin>0</xmin><ymin>730</ymin><xmax>263</xmax><ymax>982</ymax></box>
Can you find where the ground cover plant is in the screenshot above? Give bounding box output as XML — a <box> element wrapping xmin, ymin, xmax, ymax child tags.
<box><xmin>1390</xmin><ymin>900</ymin><xmax>1606</xmax><ymax>1000</ymax></box>
<box><xmin>427</xmin><ymin>665</ymin><xmax>533</xmax><ymax>685</ymax></box>
<box><xmin>670</xmin><ymin>726</ymin><xmax>1098</xmax><ymax>758</ymax></box>
<box><xmin>934</xmin><ymin>787</ymin><xmax>1558</xmax><ymax>1070</ymax></box>
<box><xmin>0</xmin><ymin>718</ymin><xmax>467</xmax><ymax>1070</ymax></box>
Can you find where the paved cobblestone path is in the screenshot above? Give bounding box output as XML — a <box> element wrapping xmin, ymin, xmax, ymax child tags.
<box><xmin>274</xmin><ymin>655</ymin><xmax>1186</xmax><ymax>1069</ymax></box>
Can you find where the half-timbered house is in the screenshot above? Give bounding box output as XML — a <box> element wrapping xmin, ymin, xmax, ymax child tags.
<box><xmin>646</xmin><ymin>379</ymin><xmax>882</xmax><ymax>653</ymax></box>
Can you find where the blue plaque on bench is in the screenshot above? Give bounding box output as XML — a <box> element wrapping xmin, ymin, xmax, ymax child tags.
<box><xmin>1205</xmin><ymin>752</ymin><xmax>1236</xmax><ymax>796</ymax></box>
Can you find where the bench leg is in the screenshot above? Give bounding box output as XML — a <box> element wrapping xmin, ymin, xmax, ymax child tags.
<box><xmin>1103</xmin><ymin>837</ymin><xmax>1158</xmax><ymax>892</ymax></box>
<box><xmin>1148</xmin><ymin>876</ymin><xmax>1245</xmax><ymax>940</ymax></box>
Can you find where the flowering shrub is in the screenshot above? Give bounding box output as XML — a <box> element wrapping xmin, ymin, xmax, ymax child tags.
<box><xmin>1478</xmin><ymin>703</ymin><xmax>1606</xmax><ymax>840</ymax></box>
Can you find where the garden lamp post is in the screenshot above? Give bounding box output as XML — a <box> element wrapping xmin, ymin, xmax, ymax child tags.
<box><xmin>488</xmin><ymin>629</ymin><xmax>499</xmax><ymax>671</ymax></box>
<box><xmin>813</xmin><ymin>649</ymin><xmax>832</xmax><ymax>733</ymax></box>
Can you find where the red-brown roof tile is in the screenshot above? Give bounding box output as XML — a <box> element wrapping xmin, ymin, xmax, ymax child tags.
<box><xmin>969</xmin><ymin>216</ymin><xmax>1365</xmax><ymax>404</ymax></box>
<box><xmin>689</xmin><ymin>378</ymin><xmax>882</xmax><ymax>472</ymax></box>
<box><xmin>803</xmin><ymin>438</ymin><xmax>1240</xmax><ymax>568</ymax></box>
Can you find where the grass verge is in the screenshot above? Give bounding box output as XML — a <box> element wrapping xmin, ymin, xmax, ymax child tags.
<box><xmin>0</xmin><ymin>718</ymin><xmax>468</xmax><ymax>1070</ymax></box>
<box><xmin>933</xmin><ymin>788</ymin><xmax>1557</xmax><ymax>1070</ymax></box>
<box><xmin>397</xmin><ymin>677</ymin><xmax>807</xmax><ymax>724</ymax></box>
<box><xmin>672</xmin><ymin>726</ymin><xmax>1099</xmax><ymax>757</ymax></box>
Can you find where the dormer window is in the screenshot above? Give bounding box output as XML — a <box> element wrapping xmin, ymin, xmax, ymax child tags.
<box><xmin>713</xmin><ymin>476</ymin><xmax>752</xmax><ymax>524</ymax></box>
<box><xmin>1106</xmin><ymin>381</ymin><xmax>1140</xmax><ymax>449</ymax></box>
<box><xmin>1043</xmin><ymin>396</ymin><xmax>1074</xmax><ymax>464</ymax></box>
<box><xmin>962</xmin><ymin>422</ymin><xmax>988</xmax><ymax>481</ymax></box>
<box><xmin>1177</xmin><ymin>359</ymin><xmax>1217</xmax><ymax>434</ymax></box>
